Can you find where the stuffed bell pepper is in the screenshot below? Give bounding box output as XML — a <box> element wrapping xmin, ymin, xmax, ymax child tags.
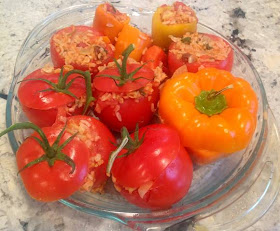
<box><xmin>93</xmin><ymin>3</ymin><xmax>130</xmax><ymax>44</ymax></box>
<box><xmin>152</xmin><ymin>2</ymin><xmax>198</xmax><ymax>49</ymax></box>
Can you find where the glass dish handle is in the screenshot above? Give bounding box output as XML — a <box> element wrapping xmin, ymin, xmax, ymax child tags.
<box><xmin>189</xmin><ymin>107</ymin><xmax>280</xmax><ymax>231</ymax></box>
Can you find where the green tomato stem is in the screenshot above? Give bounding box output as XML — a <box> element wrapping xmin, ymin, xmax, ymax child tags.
<box><xmin>95</xmin><ymin>44</ymin><xmax>148</xmax><ymax>87</ymax></box>
<box><xmin>0</xmin><ymin>122</ymin><xmax>51</xmax><ymax>150</ymax></box>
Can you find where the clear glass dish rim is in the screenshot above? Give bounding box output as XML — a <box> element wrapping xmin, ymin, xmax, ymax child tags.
<box><xmin>5</xmin><ymin>2</ymin><xmax>269</xmax><ymax>221</ymax></box>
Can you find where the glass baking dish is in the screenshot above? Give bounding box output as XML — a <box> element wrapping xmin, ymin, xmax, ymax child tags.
<box><xmin>5</xmin><ymin>3</ymin><xmax>280</xmax><ymax>230</ymax></box>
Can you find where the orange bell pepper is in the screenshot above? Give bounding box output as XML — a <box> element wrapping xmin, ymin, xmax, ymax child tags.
<box><xmin>159</xmin><ymin>68</ymin><xmax>258</xmax><ymax>164</ymax></box>
<box><xmin>93</xmin><ymin>3</ymin><xmax>130</xmax><ymax>44</ymax></box>
<box><xmin>152</xmin><ymin>2</ymin><xmax>198</xmax><ymax>49</ymax></box>
<box><xmin>114</xmin><ymin>24</ymin><xmax>152</xmax><ymax>61</ymax></box>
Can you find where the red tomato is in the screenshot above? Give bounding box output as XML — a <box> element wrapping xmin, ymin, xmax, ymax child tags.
<box><xmin>168</xmin><ymin>33</ymin><xmax>234</xmax><ymax>74</ymax></box>
<box><xmin>141</xmin><ymin>45</ymin><xmax>169</xmax><ymax>75</ymax></box>
<box><xmin>16</xmin><ymin>126</ymin><xmax>89</xmax><ymax>202</ymax></box>
<box><xmin>111</xmin><ymin>124</ymin><xmax>193</xmax><ymax>209</ymax></box>
<box><xmin>18</xmin><ymin>69</ymin><xmax>87</xmax><ymax>128</ymax></box>
<box><xmin>93</xmin><ymin>62</ymin><xmax>159</xmax><ymax>132</ymax></box>
<box><xmin>93</xmin><ymin>87</ymin><xmax>159</xmax><ymax>132</ymax></box>
<box><xmin>50</xmin><ymin>25</ymin><xmax>114</xmax><ymax>74</ymax></box>
<box><xmin>62</xmin><ymin>115</ymin><xmax>116</xmax><ymax>192</ymax></box>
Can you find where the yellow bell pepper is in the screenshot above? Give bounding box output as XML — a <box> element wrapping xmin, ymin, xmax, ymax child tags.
<box><xmin>152</xmin><ymin>2</ymin><xmax>198</xmax><ymax>49</ymax></box>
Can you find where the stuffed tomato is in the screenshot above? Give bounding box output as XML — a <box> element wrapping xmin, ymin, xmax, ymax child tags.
<box><xmin>60</xmin><ymin>115</ymin><xmax>116</xmax><ymax>193</ymax></box>
<box><xmin>168</xmin><ymin>32</ymin><xmax>234</xmax><ymax>74</ymax></box>
<box><xmin>93</xmin><ymin>44</ymin><xmax>167</xmax><ymax>132</ymax></box>
<box><xmin>18</xmin><ymin>67</ymin><xmax>93</xmax><ymax>128</ymax></box>
<box><xmin>50</xmin><ymin>25</ymin><xmax>114</xmax><ymax>74</ymax></box>
<box><xmin>0</xmin><ymin>122</ymin><xmax>90</xmax><ymax>202</ymax></box>
<box><xmin>107</xmin><ymin>124</ymin><xmax>193</xmax><ymax>209</ymax></box>
<box><xmin>152</xmin><ymin>1</ymin><xmax>198</xmax><ymax>49</ymax></box>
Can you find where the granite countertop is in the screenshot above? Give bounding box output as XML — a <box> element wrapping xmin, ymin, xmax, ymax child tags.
<box><xmin>0</xmin><ymin>0</ymin><xmax>280</xmax><ymax>230</ymax></box>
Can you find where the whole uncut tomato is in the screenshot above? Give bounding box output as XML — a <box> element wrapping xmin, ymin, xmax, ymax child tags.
<box><xmin>93</xmin><ymin>44</ymin><xmax>165</xmax><ymax>132</ymax></box>
<box><xmin>18</xmin><ymin>68</ymin><xmax>93</xmax><ymax>127</ymax></box>
<box><xmin>50</xmin><ymin>25</ymin><xmax>114</xmax><ymax>74</ymax></box>
<box><xmin>60</xmin><ymin>115</ymin><xmax>116</xmax><ymax>193</ymax></box>
<box><xmin>168</xmin><ymin>32</ymin><xmax>233</xmax><ymax>74</ymax></box>
<box><xmin>107</xmin><ymin>124</ymin><xmax>193</xmax><ymax>209</ymax></box>
<box><xmin>0</xmin><ymin>122</ymin><xmax>90</xmax><ymax>202</ymax></box>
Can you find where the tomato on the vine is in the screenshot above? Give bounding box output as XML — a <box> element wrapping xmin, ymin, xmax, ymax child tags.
<box><xmin>107</xmin><ymin>124</ymin><xmax>193</xmax><ymax>209</ymax></box>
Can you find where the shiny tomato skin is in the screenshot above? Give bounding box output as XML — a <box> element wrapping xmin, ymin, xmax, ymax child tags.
<box><xmin>50</xmin><ymin>25</ymin><xmax>114</xmax><ymax>74</ymax></box>
<box><xmin>116</xmin><ymin>146</ymin><xmax>193</xmax><ymax>209</ymax></box>
<box><xmin>112</xmin><ymin>124</ymin><xmax>193</xmax><ymax>209</ymax></box>
<box><xmin>18</xmin><ymin>69</ymin><xmax>86</xmax><ymax>127</ymax></box>
<box><xmin>93</xmin><ymin>64</ymin><xmax>154</xmax><ymax>93</ymax></box>
<box><xmin>168</xmin><ymin>34</ymin><xmax>234</xmax><ymax>74</ymax></box>
<box><xmin>94</xmin><ymin>87</ymin><xmax>159</xmax><ymax>132</ymax></box>
<box><xmin>17</xmin><ymin>126</ymin><xmax>89</xmax><ymax>202</ymax></box>
<box><xmin>64</xmin><ymin>115</ymin><xmax>116</xmax><ymax>191</ymax></box>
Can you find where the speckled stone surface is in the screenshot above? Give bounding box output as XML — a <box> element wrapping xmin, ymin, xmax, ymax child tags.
<box><xmin>0</xmin><ymin>0</ymin><xmax>280</xmax><ymax>230</ymax></box>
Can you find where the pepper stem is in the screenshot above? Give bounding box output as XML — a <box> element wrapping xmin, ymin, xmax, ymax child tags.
<box><xmin>207</xmin><ymin>84</ymin><xmax>233</xmax><ymax>100</ymax></box>
<box><xmin>195</xmin><ymin>84</ymin><xmax>234</xmax><ymax>116</ymax></box>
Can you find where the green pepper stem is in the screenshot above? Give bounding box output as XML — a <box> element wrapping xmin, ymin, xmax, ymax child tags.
<box><xmin>195</xmin><ymin>84</ymin><xmax>234</xmax><ymax>116</ymax></box>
